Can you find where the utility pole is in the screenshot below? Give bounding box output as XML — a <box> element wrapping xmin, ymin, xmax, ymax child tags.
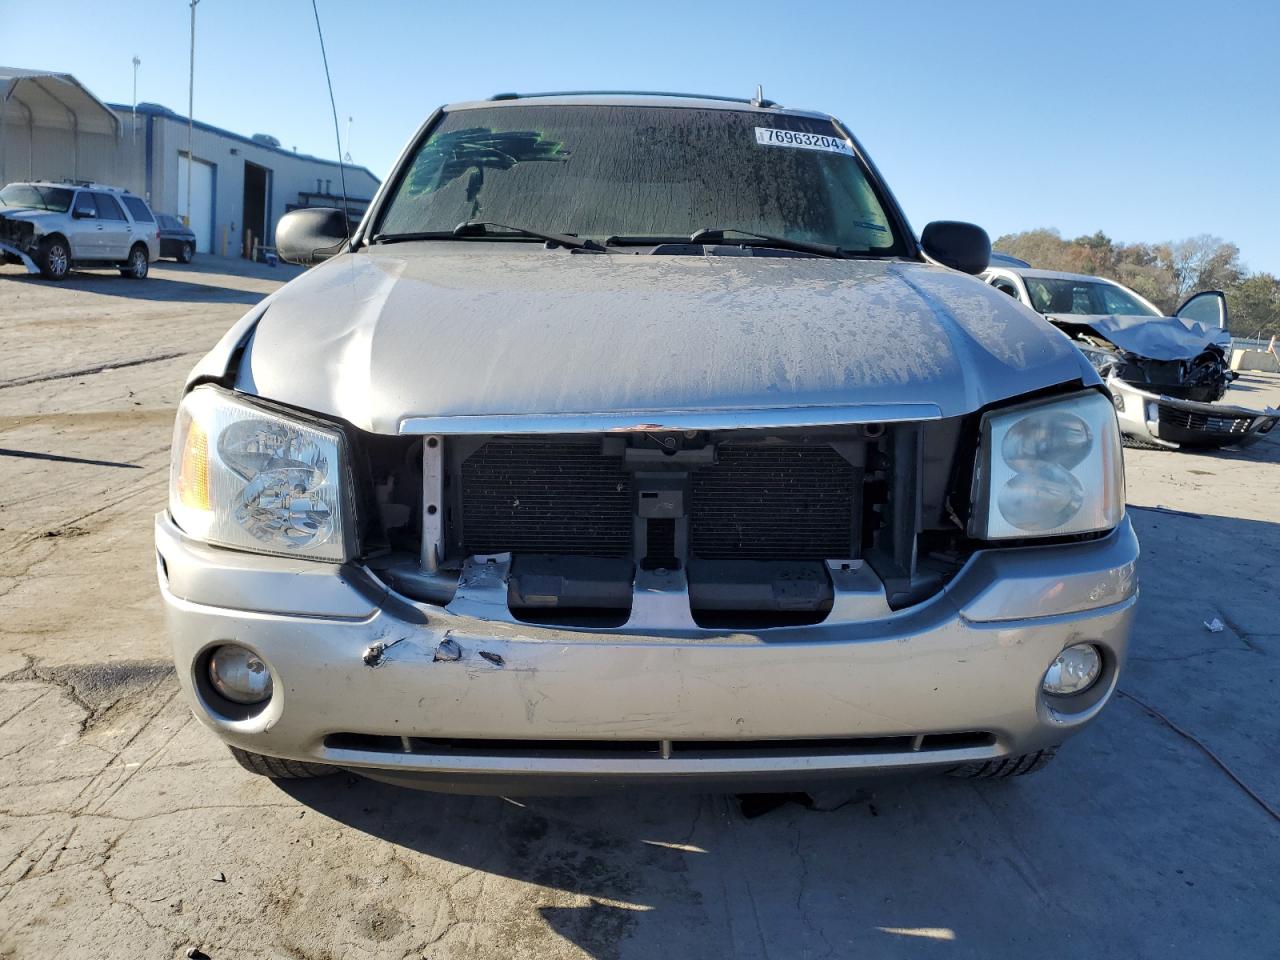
<box><xmin>186</xmin><ymin>0</ymin><xmax>199</xmax><ymax>229</ymax></box>
<box><xmin>131</xmin><ymin>56</ymin><xmax>140</xmax><ymax>146</ymax></box>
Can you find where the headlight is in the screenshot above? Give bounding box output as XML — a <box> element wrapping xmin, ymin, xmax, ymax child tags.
<box><xmin>169</xmin><ymin>386</ymin><xmax>352</xmax><ymax>561</ymax></box>
<box><xmin>970</xmin><ymin>391</ymin><xmax>1124</xmax><ymax>540</ymax></box>
<box><xmin>1076</xmin><ymin>344</ymin><xmax>1124</xmax><ymax>375</ymax></box>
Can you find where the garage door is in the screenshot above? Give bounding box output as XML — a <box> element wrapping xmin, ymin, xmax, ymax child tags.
<box><xmin>176</xmin><ymin>155</ymin><xmax>215</xmax><ymax>253</ymax></box>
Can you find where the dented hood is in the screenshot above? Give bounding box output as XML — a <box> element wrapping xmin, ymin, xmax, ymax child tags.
<box><xmin>1049</xmin><ymin>312</ymin><xmax>1230</xmax><ymax>362</ymax></box>
<box><xmin>235</xmin><ymin>246</ymin><xmax>1088</xmax><ymax>434</ymax></box>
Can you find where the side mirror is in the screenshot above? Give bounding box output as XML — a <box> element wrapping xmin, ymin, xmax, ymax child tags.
<box><xmin>921</xmin><ymin>221</ymin><xmax>991</xmax><ymax>275</ymax></box>
<box><xmin>72</xmin><ymin>207</ymin><xmax>96</xmax><ymax>220</ymax></box>
<box><xmin>276</xmin><ymin>207</ymin><xmax>350</xmax><ymax>265</ymax></box>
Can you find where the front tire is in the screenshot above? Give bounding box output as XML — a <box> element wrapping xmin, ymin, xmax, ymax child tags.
<box><xmin>229</xmin><ymin>745</ymin><xmax>336</xmax><ymax>779</ymax></box>
<box><xmin>947</xmin><ymin>747</ymin><xmax>1057</xmax><ymax>780</ymax></box>
<box><xmin>177</xmin><ymin>242</ymin><xmax>194</xmax><ymax>264</ymax></box>
<box><xmin>120</xmin><ymin>243</ymin><xmax>149</xmax><ymax>279</ymax></box>
<box><xmin>37</xmin><ymin>237</ymin><xmax>70</xmax><ymax>280</ymax></box>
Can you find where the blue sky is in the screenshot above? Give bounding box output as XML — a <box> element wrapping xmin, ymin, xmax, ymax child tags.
<box><xmin>4</xmin><ymin>0</ymin><xmax>1278</xmax><ymax>271</ymax></box>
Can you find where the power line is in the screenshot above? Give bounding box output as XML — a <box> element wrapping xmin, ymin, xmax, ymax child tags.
<box><xmin>310</xmin><ymin>0</ymin><xmax>350</xmax><ymax>238</ymax></box>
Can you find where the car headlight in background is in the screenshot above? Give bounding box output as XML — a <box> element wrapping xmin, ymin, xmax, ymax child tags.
<box><xmin>1076</xmin><ymin>343</ymin><xmax>1124</xmax><ymax>376</ymax></box>
<box><xmin>970</xmin><ymin>390</ymin><xmax>1124</xmax><ymax>540</ymax></box>
<box><xmin>169</xmin><ymin>386</ymin><xmax>351</xmax><ymax>561</ymax></box>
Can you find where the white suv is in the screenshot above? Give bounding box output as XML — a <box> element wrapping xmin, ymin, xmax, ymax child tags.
<box><xmin>0</xmin><ymin>181</ymin><xmax>161</xmax><ymax>280</ymax></box>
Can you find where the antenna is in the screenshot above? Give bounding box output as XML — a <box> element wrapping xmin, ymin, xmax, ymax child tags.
<box><xmin>751</xmin><ymin>84</ymin><xmax>775</xmax><ymax>108</ymax></box>
<box><xmin>310</xmin><ymin>0</ymin><xmax>350</xmax><ymax>237</ymax></box>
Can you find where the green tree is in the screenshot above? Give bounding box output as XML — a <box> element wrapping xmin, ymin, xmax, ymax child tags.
<box><xmin>1226</xmin><ymin>273</ymin><xmax>1280</xmax><ymax>339</ymax></box>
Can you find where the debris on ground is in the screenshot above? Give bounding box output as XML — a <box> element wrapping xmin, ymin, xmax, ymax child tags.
<box><xmin>1204</xmin><ymin>618</ymin><xmax>1225</xmax><ymax>633</ymax></box>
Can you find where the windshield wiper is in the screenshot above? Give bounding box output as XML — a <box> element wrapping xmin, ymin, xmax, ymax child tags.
<box><xmin>453</xmin><ymin>220</ymin><xmax>605</xmax><ymax>252</ymax></box>
<box><xmin>689</xmin><ymin>228</ymin><xmax>846</xmax><ymax>259</ymax></box>
<box><xmin>370</xmin><ymin>223</ymin><xmax>605</xmax><ymax>252</ymax></box>
<box><xmin>606</xmin><ymin>229</ymin><xmax>847</xmax><ymax>258</ymax></box>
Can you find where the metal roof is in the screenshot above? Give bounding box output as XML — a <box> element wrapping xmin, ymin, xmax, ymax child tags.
<box><xmin>0</xmin><ymin>67</ymin><xmax>122</xmax><ymax>137</ymax></box>
<box><xmin>107</xmin><ymin>101</ymin><xmax>381</xmax><ymax>184</ymax></box>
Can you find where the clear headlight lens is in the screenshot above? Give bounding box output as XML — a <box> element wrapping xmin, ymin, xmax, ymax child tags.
<box><xmin>169</xmin><ymin>386</ymin><xmax>350</xmax><ymax>561</ymax></box>
<box><xmin>971</xmin><ymin>391</ymin><xmax>1124</xmax><ymax>539</ymax></box>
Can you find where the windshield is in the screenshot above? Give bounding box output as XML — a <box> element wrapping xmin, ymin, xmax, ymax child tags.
<box><xmin>375</xmin><ymin>105</ymin><xmax>908</xmax><ymax>255</ymax></box>
<box><xmin>1023</xmin><ymin>276</ymin><xmax>1161</xmax><ymax>317</ymax></box>
<box><xmin>0</xmin><ymin>184</ymin><xmax>74</xmax><ymax>213</ymax></box>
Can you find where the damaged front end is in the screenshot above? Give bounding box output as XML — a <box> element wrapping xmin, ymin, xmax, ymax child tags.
<box><xmin>1054</xmin><ymin>317</ymin><xmax>1278</xmax><ymax>448</ymax></box>
<box><xmin>0</xmin><ymin>214</ymin><xmax>42</xmax><ymax>273</ymax></box>
<box><xmin>361</xmin><ymin>418</ymin><xmax>968</xmax><ymax>629</ymax></box>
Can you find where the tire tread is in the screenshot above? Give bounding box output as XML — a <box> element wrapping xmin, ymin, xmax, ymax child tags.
<box><xmin>228</xmin><ymin>745</ymin><xmax>335</xmax><ymax>779</ymax></box>
<box><xmin>947</xmin><ymin>747</ymin><xmax>1057</xmax><ymax>780</ymax></box>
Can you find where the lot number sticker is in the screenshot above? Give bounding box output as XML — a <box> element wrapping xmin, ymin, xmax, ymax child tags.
<box><xmin>755</xmin><ymin>127</ymin><xmax>854</xmax><ymax>156</ymax></box>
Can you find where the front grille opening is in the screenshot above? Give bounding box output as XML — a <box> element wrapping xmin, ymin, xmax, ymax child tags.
<box><xmin>460</xmin><ymin>438</ymin><xmax>632</xmax><ymax>557</ymax></box>
<box><xmin>642</xmin><ymin>518</ymin><xmax>678</xmax><ymax>570</ymax></box>
<box><xmin>1158</xmin><ymin>403</ymin><xmax>1253</xmax><ymax>434</ymax></box>
<box><xmin>324</xmin><ymin>731</ymin><xmax>995</xmax><ymax>759</ymax></box>
<box><xmin>690</xmin><ymin>444</ymin><xmax>859</xmax><ymax>560</ymax></box>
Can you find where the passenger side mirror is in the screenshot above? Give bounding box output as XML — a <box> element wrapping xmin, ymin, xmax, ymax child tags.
<box><xmin>921</xmin><ymin>221</ymin><xmax>990</xmax><ymax>275</ymax></box>
<box><xmin>276</xmin><ymin>207</ymin><xmax>350</xmax><ymax>265</ymax></box>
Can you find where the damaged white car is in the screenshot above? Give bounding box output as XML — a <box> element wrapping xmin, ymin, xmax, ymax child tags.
<box><xmin>157</xmin><ymin>92</ymin><xmax>1137</xmax><ymax>794</ymax></box>
<box><xmin>983</xmin><ymin>263</ymin><xmax>1279</xmax><ymax>448</ymax></box>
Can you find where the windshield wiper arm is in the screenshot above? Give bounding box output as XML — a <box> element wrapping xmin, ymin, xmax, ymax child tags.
<box><xmin>689</xmin><ymin>228</ymin><xmax>846</xmax><ymax>259</ymax></box>
<box><xmin>370</xmin><ymin>231</ymin><xmax>458</xmax><ymax>245</ymax></box>
<box><xmin>453</xmin><ymin>220</ymin><xmax>605</xmax><ymax>252</ymax></box>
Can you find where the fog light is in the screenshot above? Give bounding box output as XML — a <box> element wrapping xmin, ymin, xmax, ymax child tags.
<box><xmin>1042</xmin><ymin>644</ymin><xmax>1102</xmax><ymax>696</ymax></box>
<box><xmin>208</xmin><ymin>644</ymin><xmax>273</xmax><ymax>704</ymax></box>
<box><xmin>1145</xmin><ymin>401</ymin><xmax>1159</xmax><ymax>422</ymax></box>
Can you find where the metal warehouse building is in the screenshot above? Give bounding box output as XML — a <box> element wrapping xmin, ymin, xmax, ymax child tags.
<box><xmin>2</xmin><ymin>66</ymin><xmax>380</xmax><ymax>258</ymax></box>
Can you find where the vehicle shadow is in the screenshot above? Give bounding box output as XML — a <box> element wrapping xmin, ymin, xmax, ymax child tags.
<box><xmin>0</xmin><ymin>256</ymin><xmax>301</xmax><ymax>304</ymax></box>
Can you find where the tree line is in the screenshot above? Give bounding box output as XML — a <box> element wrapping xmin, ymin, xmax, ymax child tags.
<box><xmin>993</xmin><ymin>229</ymin><xmax>1280</xmax><ymax>340</ymax></box>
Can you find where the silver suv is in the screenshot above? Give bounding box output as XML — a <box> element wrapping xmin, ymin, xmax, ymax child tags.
<box><xmin>159</xmin><ymin>92</ymin><xmax>1137</xmax><ymax>795</ymax></box>
<box><xmin>0</xmin><ymin>181</ymin><xmax>160</xmax><ymax>280</ymax></box>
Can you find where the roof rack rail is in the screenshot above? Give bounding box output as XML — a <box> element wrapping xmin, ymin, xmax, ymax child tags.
<box><xmin>488</xmin><ymin>90</ymin><xmax>776</xmax><ymax>106</ymax></box>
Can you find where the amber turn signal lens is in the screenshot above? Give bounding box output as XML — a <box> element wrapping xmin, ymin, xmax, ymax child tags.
<box><xmin>177</xmin><ymin>418</ymin><xmax>211</xmax><ymax>511</ymax></box>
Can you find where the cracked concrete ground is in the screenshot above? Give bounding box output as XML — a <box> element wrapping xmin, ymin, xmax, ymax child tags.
<box><xmin>2</xmin><ymin>256</ymin><xmax>1279</xmax><ymax>959</ymax></box>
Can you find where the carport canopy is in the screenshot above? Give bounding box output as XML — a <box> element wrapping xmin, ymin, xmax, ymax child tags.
<box><xmin>0</xmin><ymin>66</ymin><xmax>122</xmax><ymax>137</ymax></box>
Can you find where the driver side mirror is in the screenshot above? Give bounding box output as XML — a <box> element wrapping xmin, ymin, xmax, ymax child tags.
<box><xmin>921</xmin><ymin>221</ymin><xmax>990</xmax><ymax>275</ymax></box>
<box><xmin>276</xmin><ymin>207</ymin><xmax>350</xmax><ymax>265</ymax></box>
<box><xmin>72</xmin><ymin>207</ymin><xmax>96</xmax><ymax>220</ymax></box>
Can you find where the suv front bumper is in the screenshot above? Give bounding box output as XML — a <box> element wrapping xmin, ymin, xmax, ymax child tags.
<box><xmin>156</xmin><ymin>513</ymin><xmax>1139</xmax><ymax>794</ymax></box>
<box><xmin>1109</xmin><ymin>378</ymin><xmax>1279</xmax><ymax>448</ymax></box>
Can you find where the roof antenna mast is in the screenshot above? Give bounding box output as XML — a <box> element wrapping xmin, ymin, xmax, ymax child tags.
<box><xmin>751</xmin><ymin>84</ymin><xmax>774</xmax><ymax>108</ymax></box>
<box><xmin>310</xmin><ymin>0</ymin><xmax>350</xmax><ymax>239</ymax></box>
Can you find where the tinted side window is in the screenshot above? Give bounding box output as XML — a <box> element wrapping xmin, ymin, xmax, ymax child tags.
<box><xmin>73</xmin><ymin>192</ymin><xmax>97</xmax><ymax>217</ymax></box>
<box><xmin>121</xmin><ymin>196</ymin><xmax>155</xmax><ymax>223</ymax></box>
<box><xmin>93</xmin><ymin>194</ymin><xmax>126</xmax><ymax>221</ymax></box>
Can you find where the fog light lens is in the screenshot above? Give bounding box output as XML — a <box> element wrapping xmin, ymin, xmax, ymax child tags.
<box><xmin>208</xmin><ymin>644</ymin><xmax>273</xmax><ymax>704</ymax></box>
<box><xmin>1042</xmin><ymin>644</ymin><xmax>1102</xmax><ymax>696</ymax></box>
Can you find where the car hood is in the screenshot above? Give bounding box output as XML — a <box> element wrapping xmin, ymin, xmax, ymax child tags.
<box><xmin>1047</xmin><ymin>312</ymin><xmax>1230</xmax><ymax>362</ymax></box>
<box><xmin>0</xmin><ymin>207</ymin><xmax>55</xmax><ymax>224</ymax></box>
<box><xmin>234</xmin><ymin>246</ymin><xmax>1089</xmax><ymax>434</ymax></box>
